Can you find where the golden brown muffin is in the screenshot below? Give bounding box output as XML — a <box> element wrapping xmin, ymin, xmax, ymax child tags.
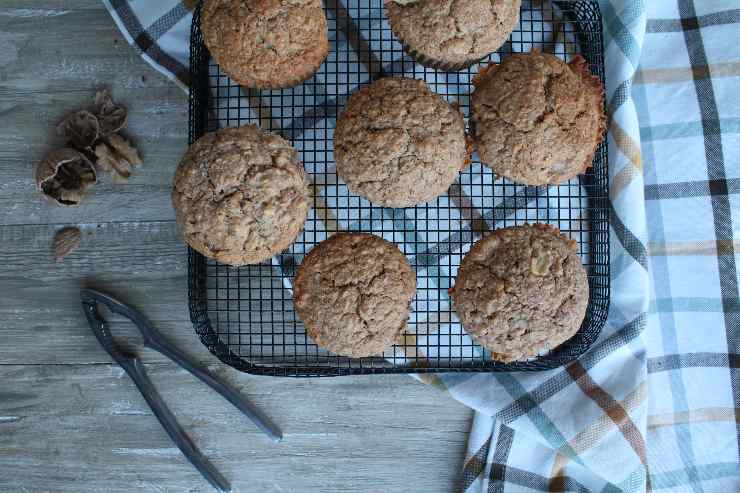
<box><xmin>334</xmin><ymin>77</ymin><xmax>469</xmax><ymax>208</ymax></box>
<box><xmin>202</xmin><ymin>0</ymin><xmax>329</xmax><ymax>89</ymax></box>
<box><xmin>450</xmin><ymin>224</ymin><xmax>589</xmax><ymax>362</ymax></box>
<box><xmin>471</xmin><ymin>51</ymin><xmax>606</xmax><ymax>185</ymax></box>
<box><xmin>172</xmin><ymin>126</ymin><xmax>311</xmax><ymax>266</ymax></box>
<box><xmin>293</xmin><ymin>233</ymin><xmax>416</xmax><ymax>358</ymax></box>
<box><xmin>386</xmin><ymin>0</ymin><xmax>521</xmax><ymax>70</ymax></box>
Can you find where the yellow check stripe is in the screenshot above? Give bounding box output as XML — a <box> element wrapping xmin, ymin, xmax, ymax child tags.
<box><xmin>549</xmin><ymin>381</ymin><xmax>647</xmax><ymax>482</ymax></box>
<box><xmin>607</xmin><ymin>119</ymin><xmax>643</xmax><ymax>200</ymax></box>
<box><xmin>648</xmin><ymin>240</ymin><xmax>740</xmax><ymax>256</ymax></box>
<box><xmin>310</xmin><ymin>184</ymin><xmax>342</xmax><ymax>233</ymax></box>
<box><xmin>648</xmin><ymin>407</ymin><xmax>740</xmax><ymax>429</ymax></box>
<box><xmin>399</xmin><ymin>311</ymin><xmax>454</xmax><ymax>390</ymax></box>
<box><xmin>635</xmin><ymin>62</ymin><xmax>740</xmax><ymax>84</ymax></box>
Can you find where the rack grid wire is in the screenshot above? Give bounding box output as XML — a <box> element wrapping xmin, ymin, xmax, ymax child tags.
<box><xmin>187</xmin><ymin>0</ymin><xmax>610</xmax><ymax>377</ymax></box>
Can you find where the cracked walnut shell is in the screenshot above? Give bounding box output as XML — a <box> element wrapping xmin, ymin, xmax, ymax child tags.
<box><xmin>56</xmin><ymin>110</ymin><xmax>99</xmax><ymax>151</ymax></box>
<box><xmin>172</xmin><ymin>125</ymin><xmax>311</xmax><ymax>266</ymax></box>
<box><xmin>36</xmin><ymin>148</ymin><xmax>97</xmax><ymax>206</ymax></box>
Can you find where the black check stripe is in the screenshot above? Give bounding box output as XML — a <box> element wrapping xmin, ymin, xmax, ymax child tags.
<box><xmin>678</xmin><ymin>0</ymin><xmax>740</xmax><ymax>466</ymax></box>
<box><xmin>493</xmin><ymin>465</ymin><xmax>590</xmax><ymax>493</ymax></box>
<box><xmin>608</xmin><ymin>78</ymin><xmax>632</xmax><ymax>117</ymax></box>
<box><xmin>648</xmin><ymin>352</ymin><xmax>740</xmax><ymax>373</ymax></box>
<box><xmin>410</xmin><ymin>186</ymin><xmax>545</xmax><ymax>267</ymax></box>
<box><xmin>283</xmin><ymin>93</ymin><xmax>349</xmax><ymax>140</ymax></box>
<box><xmin>647</xmin><ymin>8</ymin><xmax>740</xmax><ymax>33</ymax></box>
<box><xmin>609</xmin><ymin>202</ymin><xmax>648</xmax><ymax>270</ymax></box>
<box><xmin>325</xmin><ymin>0</ymin><xmax>385</xmax><ymax>80</ymax></box>
<box><xmin>143</xmin><ymin>3</ymin><xmax>191</xmax><ymax>41</ymax></box>
<box><xmin>461</xmin><ymin>435</ymin><xmax>491</xmax><ymax>492</ymax></box>
<box><xmin>645</xmin><ymin>178</ymin><xmax>740</xmax><ymax>200</ymax></box>
<box><xmin>488</xmin><ymin>425</ymin><xmax>514</xmax><ymax>493</ymax></box>
<box><xmin>110</xmin><ymin>0</ymin><xmax>190</xmax><ymax>86</ymax></box>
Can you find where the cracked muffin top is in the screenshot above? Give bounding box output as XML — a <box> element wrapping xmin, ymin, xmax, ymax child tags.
<box><xmin>202</xmin><ymin>0</ymin><xmax>329</xmax><ymax>89</ymax></box>
<box><xmin>172</xmin><ymin>125</ymin><xmax>311</xmax><ymax>266</ymax></box>
<box><xmin>293</xmin><ymin>233</ymin><xmax>416</xmax><ymax>358</ymax></box>
<box><xmin>386</xmin><ymin>0</ymin><xmax>521</xmax><ymax>69</ymax></box>
<box><xmin>450</xmin><ymin>224</ymin><xmax>588</xmax><ymax>362</ymax></box>
<box><xmin>471</xmin><ymin>51</ymin><xmax>606</xmax><ymax>185</ymax></box>
<box><xmin>334</xmin><ymin>77</ymin><xmax>469</xmax><ymax>208</ymax></box>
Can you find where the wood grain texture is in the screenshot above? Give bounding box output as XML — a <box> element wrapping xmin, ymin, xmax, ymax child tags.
<box><xmin>0</xmin><ymin>0</ymin><xmax>187</xmax><ymax>226</ymax></box>
<box><xmin>0</xmin><ymin>364</ymin><xmax>472</xmax><ymax>493</ymax></box>
<box><xmin>0</xmin><ymin>2</ymin><xmax>473</xmax><ymax>492</ymax></box>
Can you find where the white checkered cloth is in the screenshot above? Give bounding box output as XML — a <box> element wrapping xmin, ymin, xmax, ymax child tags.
<box><xmin>105</xmin><ymin>1</ymin><xmax>740</xmax><ymax>491</ymax></box>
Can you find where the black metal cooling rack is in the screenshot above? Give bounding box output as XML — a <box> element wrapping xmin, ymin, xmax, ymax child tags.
<box><xmin>187</xmin><ymin>0</ymin><xmax>610</xmax><ymax>377</ymax></box>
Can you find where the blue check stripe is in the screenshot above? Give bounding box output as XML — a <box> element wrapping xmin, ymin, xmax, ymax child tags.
<box><xmin>650</xmin><ymin>297</ymin><xmax>736</xmax><ymax>313</ymax></box>
<box><xmin>602</xmin><ymin>0</ymin><xmax>645</xmax><ymax>68</ymax></box>
<box><xmin>637</xmin><ymin>71</ymin><xmax>704</xmax><ymax>490</ymax></box>
<box><xmin>650</xmin><ymin>462</ymin><xmax>739</xmax><ymax>489</ymax></box>
<box><xmin>640</xmin><ymin>118</ymin><xmax>740</xmax><ymax>141</ymax></box>
<box><xmin>493</xmin><ymin>372</ymin><xmax>583</xmax><ymax>463</ymax></box>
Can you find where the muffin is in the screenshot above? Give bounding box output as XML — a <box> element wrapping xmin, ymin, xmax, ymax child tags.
<box><xmin>201</xmin><ymin>0</ymin><xmax>329</xmax><ymax>89</ymax></box>
<box><xmin>450</xmin><ymin>224</ymin><xmax>588</xmax><ymax>362</ymax></box>
<box><xmin>293</xmin><ymin>233</ymin><xmax>416</xmax><ymax>358</ymax></box>
<box><xmin>471</xmin><ymin>50</ymin><xmax>606</xmax><ymax>185</ymax></box>
<box><xmin>334</xmin><ymin>77</ymin><xmax>469</xmax><ymax>208</ymax></box>
<box><xmin>172</xmin><ymin>125</ymin><xmax>311</xmax><ymax>266</ymax></box>
<box><xmin>386</xmin><ymin>0</ymin><xmax>521</xmax><ymax>70</ymax></box>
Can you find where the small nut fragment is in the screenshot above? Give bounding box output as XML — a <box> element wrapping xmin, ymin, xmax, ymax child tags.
<box><xmin>53</xmin><ymin>227</ymin><xmax>81</xmax><ymax>262</ymax></box>
<box><xmin>36</xmin><ymin>148</ymin><xmax>97</xmax><ymax>206</ymax></box>
<box><xmin>530</xmin><ymin>251</ymin><xmax>552</xmax><ymax>276</ymax></box>
<box><xmin>94</xmin><ymin>134</ymin><xmax>142</xmax><ymax>182</ymax></box>
<box><xmin>57</xmin><ymin>110</ymin><xmax>99</xmax><ymax>151</ymax></box>
<box><xmin>107</xmin><ymin>133</ymin><xmax>142</xmax><ymax>166</ymax></box>
<box><xmin>94</xmin><ymin>89</ymin><xmax>128</xmax><ymax>136</ymax></box>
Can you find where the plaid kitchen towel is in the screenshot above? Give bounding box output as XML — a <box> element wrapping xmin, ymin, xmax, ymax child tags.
<box><xmin>104</xmin><ymin>1</ymin><xmax>740</xmax><ymax>492</ymax></box>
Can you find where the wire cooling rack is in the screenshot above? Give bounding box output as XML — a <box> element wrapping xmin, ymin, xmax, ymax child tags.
<box><xmin>187</xmin><ymin>0</ymin><xmax>610</xmax><ymax>377</ymax></box>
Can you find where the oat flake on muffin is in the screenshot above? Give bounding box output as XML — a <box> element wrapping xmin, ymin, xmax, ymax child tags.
<box><xmin>450</xmin><ymin>223</ymin><xmax>589</xmax><ymax>362</ymax></box>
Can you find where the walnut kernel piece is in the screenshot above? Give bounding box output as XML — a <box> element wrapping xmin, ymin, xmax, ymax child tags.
<box><xmin>530</xmin><ymin>251</ymin><xmax>552</xmax><ymax>276</ymax></box>
<box><xmin>94</xmin><ymin>134</ymin><xmax>142</xmax><ymax>182</ymax></box>
<box><xmin>36</xmin><ymin>148</ymin><xmax>97</xmax><ymax>206</ymax></box>
<box><xmin>57</xmin><ymin>110</ymin><xmax>99</xmax><ymax>151</ymax></box>
<box><xmin>107</xmin><ymin>134</ymin><xmax>142</xmax><ymax>166</ymax></box>
<box><xmin>94</xmin><ymin>89</ymin><xmax>128</xmax><ymax>136</ymax></box>
<box><xmin>53</xmin><ymin>227</ymin><xmax>81</xmax><ymax>262</ymax></box>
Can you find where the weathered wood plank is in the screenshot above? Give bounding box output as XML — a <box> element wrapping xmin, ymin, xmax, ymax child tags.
<box><xmin>0</xmin><ymin>1</ymin><xmax>188</xmax><ymax>226</ymax></box>
<box><xmin>0</xmin><ymin>4</ymin><xmax>475</xmax><ymax>492</ymax></box>
<box><xmin>0</xmin><ymin>364</ymin><xmax>471</xmax><ymax>493</ymax></box>
<box><xmin>0</xmin><ymin>221</ymin><xmax>198</xmax><ymax>364</ymax></box>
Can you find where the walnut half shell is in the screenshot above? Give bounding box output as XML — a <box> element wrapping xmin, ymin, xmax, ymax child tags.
<box><xmin>57</xmin><ymin>110</ymin><xmax>99</xmax><ymax>151</ymax></box>
<box><xmin>36</xmin><ymin>148</ymin><xmax>97</xmax><ymax>206</ymax></box>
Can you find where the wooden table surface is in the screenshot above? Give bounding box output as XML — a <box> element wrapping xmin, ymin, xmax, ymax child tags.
<box><xmin>0</xmin><ymin>2</ymin><xmax>472</xmax><ymax>492</ymax></box>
